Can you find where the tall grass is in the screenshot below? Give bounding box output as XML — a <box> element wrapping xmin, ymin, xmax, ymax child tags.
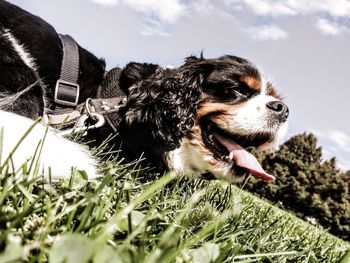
<box><xmin>0</xmin><ymin>125</ymin><xmax>349</xmax><ymax>262</ymax></box>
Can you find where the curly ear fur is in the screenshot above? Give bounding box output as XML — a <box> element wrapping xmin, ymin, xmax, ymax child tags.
<box><xmin>119</xmin><ymin>62</ymin><xmax>160</xmax><ymax>94</ymax></box>
<box><xmin>117</xmin><ymin>58</ymin><xmax>210</xmax><ymax>157</ymax></box>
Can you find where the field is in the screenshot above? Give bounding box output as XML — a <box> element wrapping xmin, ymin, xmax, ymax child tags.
<box><xmin>0</xmin><ymin>143</ymin><xmax>349</xmax><ymax>263</ymax></box>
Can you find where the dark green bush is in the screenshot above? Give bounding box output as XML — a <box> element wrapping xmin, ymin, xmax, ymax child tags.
<box><xmin>245</xmin><ymin>133</ymin><xmax>350</xmax><ymax>241</ymax></box>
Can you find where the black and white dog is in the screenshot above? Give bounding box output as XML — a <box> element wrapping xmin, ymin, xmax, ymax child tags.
<box><xmin>0</xmin><ymin>1</ymin><xmax>289</xmax><ymax>182</ymax></box>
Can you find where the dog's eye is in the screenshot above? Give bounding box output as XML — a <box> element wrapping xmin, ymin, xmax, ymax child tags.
<box><xmin>204</xmin><ymin>83</ymin><xmax>251</xmax><ymax>102</ymax></box>
<box><xmin>221</xmin><ymin>87</ymin><xmax>248</xmax><ymax>100</ymax></box>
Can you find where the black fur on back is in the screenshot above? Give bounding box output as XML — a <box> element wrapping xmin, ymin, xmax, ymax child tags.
<box><xmin>0</xmin><ymin>1</ymin><xmax>106</xmax><ymax>117</ymax></box>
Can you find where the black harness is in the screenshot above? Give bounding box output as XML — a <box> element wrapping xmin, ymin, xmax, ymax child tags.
<box><xmin>45</xmin><ymin>35</ymin><xmax>125</xmax><ymax>135</ymax></box>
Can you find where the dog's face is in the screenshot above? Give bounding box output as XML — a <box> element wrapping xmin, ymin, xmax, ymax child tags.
<box><xmin>167</xmin><ymin>56</ymin><xmax>288</xmax><ymax>182</ymax></box>
<box><xmin>118</xmin><ymin>55</ymin><xmax>288</xmax><ymax>183</ymax></box>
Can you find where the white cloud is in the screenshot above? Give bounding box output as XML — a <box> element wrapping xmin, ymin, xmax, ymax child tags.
<box><xmin>124</xmin><ymin>0</ymin><xmax>187</xmax><ymax>24</ymax></box>
<box><xmin>338</xmin><ymin>159</ymin><xmax>350</xmax><ymax>171</ymax></box>
<box><xmin>311</xmin><ymin>129</ymin><xmax>350</xmax><ymax>170</ymax></box>
<box><xmin>91</xmin><ymin>0</ymin><xmax>350</xmax><ymax>37</ymax></box>
<box><xmin>227</xmin><ymin>0</ymin><xmax>350</xmax><ymax>36</ymax></box>
<box><xmin>90</xmin><ymin>0</ymin><xmax>187</xmax><ymax>24</ymax></box>
<box><xmin>141</xmin><ymin>20</ymin><xmax>170</xmax><ymax>36</ymax></box>
<box><xmin>91</xmin><ymin>0</ymin><xmax>119</xmax><ymax>6</ymax></box>
<box><xmin>313</xmin><ymin>129</ymin><xmax>350</xmax><ymax>152</ymax></box>
<box><xmin>90</xmin><ymin>0</ymin><xmax>187</xmax><ymax>36</ymax></box>
<box><xmin>230</xmin><ymin>0</ymin><xmax>296</xmax><ymax>16</ymax></box>
<box><xmin>191</xmin><ymin>0</ymin><xmax>233</xmax><ymax>20</ymax></box>
<box><xmin>324</xmin><ymin>0</ymin><xmax>350</xmax><ymax>17</ymax></box>
<box><xmin>246</xmin><ymin>24</ymin><xmax>288</xmax><ymax>40</ymax></box>
<box><xmin>227</xmin><ymin>0</ymin><xmax>350</xmax><ymax>18</ymax></box>
<box><xmin>315</xmin><ymin>18</ymin><xmax>348</xmax><ymax>35</ymax></box>
<box><xmin>141</xmin><ymin>26</ymin><xmax>170</xmax><ymax>36</ymax></box>
<box><xmin>311</xmin><ymin>129</ymin><xmax>324</xmax><ymax>138</ymax></box>
<box><xmin>191</xmin><ymin>0</ymin><xmax>215</xmax><ymax>16</ymax></box>
<box><xmin>328</xmin><ymin>130</ymin><xmax>350</xmax><ymax>151</ymax></box>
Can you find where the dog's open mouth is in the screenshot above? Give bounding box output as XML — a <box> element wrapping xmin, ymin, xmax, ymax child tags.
<box><xmin>201</xmin><ymin>121</ymin><xmax>275</xmax><ymax>182</ymax></box>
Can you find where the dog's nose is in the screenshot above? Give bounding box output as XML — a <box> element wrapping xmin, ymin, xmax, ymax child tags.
<box><xmin>266</xmin><ymin>101</ymin><xmax>289</xmax><ymax>121</ymax></box>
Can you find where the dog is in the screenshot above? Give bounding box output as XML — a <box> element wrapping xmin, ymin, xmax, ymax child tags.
<box><xmin>116</xmin><ymin>58</ymin><xmax>289</xmax><ymax>182</ymax></box>
<box><xmin>0</xmin><ymin>1</ymin><xmax>289</xmax><ymax>182</ymax></box>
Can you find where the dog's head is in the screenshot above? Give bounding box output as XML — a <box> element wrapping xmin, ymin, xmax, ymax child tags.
<box><xmin>117</xmin><ymin>55</ymin><xmax>288</xmax><ymax>183</ymax></box>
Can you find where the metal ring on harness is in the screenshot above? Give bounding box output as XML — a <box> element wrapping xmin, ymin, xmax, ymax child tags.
<box><xmin>58</xmin><ymin>112</ymin><xmax>105</xmax><ymax>136</ymax></box>
<box><xmin>57</xmin><ymin>99</ymin><xmax>106</xmax><ymax>136</ymax></box>
<box><xmin>76</xmin><ymin>112</ymin><xmax>105</xmax><ymax>130</ymax></box>
<box><xmin>85</xmin><ymin>98</ymin><xmax>97</xmax><ymax>122</ymax></box>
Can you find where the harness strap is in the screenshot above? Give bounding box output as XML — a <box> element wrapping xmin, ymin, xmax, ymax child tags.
<box><xmin>46</xmin><ymin>36</ymin><xmax>124</xmax><ymax>134</ymax></box>
<box><xmin>54</xmin><ymin>34</ymin><xmax>80</xmax><ymax>107</ymax></box>
<box><xmin>46</xmin><ymin>97</ymin><xmax>125</xmax><ymax>132</ymax></box>
<box><xmin>97</xmin><ymin>67</ymin><xmax>124</xmax><ymax>132</ymax></box>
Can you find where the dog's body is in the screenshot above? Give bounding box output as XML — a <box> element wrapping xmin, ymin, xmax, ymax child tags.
<box><xmin>0</xmin><ymin>1</ymin><xmax>289</xmax><ymax>182</ymax></box>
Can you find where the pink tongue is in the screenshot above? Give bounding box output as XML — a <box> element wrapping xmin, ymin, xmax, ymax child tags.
<box><xmin>212</xmin><ymin>132</ymin><xmax>275</xmax><ymax>182</ymax></box>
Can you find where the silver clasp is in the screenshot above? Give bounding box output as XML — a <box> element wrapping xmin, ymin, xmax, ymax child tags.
<box><xmin>76</xmin><ymin>112</ymin><xmax>105</xmax><ymax>130</ymax></box>
<box><xmin>58</xmin><ymin>98</ymin><xmax>105</xmax><ymax>136</ymax></box>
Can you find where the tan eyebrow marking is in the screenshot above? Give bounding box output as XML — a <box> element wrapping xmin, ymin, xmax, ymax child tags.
<box><xmin>239</xmin><ymin>75</ymin><xmax>262</xmax><ymax>91</ymax></box>
<box><xmin>267</xmin><ymin>82</ymin><xmax>281</xmax><ymax>99</ymax></box>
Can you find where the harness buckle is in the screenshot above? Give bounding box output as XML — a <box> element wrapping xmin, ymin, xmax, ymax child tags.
<box><xmin>54</xmin><ymin>79</ymin><xmax>80</xmax><ymax>107</ymax></box>
<box><xmin>58</xmin><ymin>112</ymin><xmax>105</xmax><ymax>136</ymax></box>
<box><xmin>76</xmin><ymin>112</ymin><xmax>105</xmax><ymax>130</ymax></box>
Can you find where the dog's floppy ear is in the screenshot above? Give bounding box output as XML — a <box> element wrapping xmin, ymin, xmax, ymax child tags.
<box><xmin>119</xmin><ymin>62</ymin><xmax>160</xmax><ymax>94</ymax></box>
<box><xmin>117</xmin><ymin>62</ymin><xmax>207</xmax><ymax>160</ymax></box>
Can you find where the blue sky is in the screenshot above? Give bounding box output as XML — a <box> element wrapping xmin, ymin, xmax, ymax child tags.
<box><xmin>9</xmin><ymin>0</ymin><xmax>350</xmax><ymax>170</ymax></box>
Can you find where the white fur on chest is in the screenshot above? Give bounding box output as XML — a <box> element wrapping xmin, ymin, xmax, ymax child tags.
<box><xmin>166</xmin><ymin>138</ymin><xmax>210</xmax><ymax>178</ymax></box>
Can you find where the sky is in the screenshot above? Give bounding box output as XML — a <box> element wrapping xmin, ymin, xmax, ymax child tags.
<box><xmin>9</xmin><ymin>0</ymin><xmax>350</xmax><ymax>170</ymax></box>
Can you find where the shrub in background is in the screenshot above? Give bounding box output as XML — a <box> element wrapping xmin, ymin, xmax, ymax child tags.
<box><xmin>245</xmin><ymin>133</ymin><xmax>350</xmax><ymax>241</ymax></box>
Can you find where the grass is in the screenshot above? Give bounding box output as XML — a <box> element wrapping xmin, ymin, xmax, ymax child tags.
<box><xmin>0</xmin><ymin>126</ymin><xmax>349</xmax><ymax>262</ymax></box>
